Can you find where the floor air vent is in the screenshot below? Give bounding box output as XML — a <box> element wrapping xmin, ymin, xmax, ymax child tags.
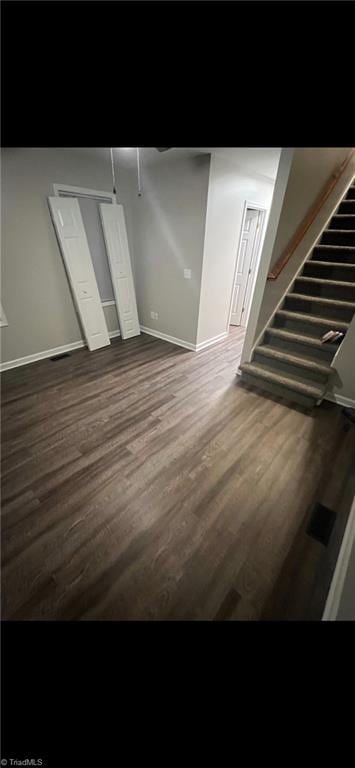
<box><xmin>306</xmin><ymin>502</ymin><xmax>336</xmax><ymax>546</ymax></box>
<box><xmin>50</xmin><ymin>353</ymin><xmax>71</xmax><ymax>361</ymax></box>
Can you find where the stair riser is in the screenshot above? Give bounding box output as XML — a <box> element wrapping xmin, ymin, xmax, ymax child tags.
<box><xmin>263</xmin><ymin>334</ymin><xmax>336</xmax><ymax>362</ymax></box>
<box><xmin>346</xmin><ymin>187</ymin><xmax>355</xmax><ymax>200</ymax></box>
<box><xmin>338</xmin><ymin>200</ymin><xmax>355</xmax><ymax>214</ymax></box>
<box><xmin>321</xmin><ymin>231</ymin><xmax>355</xmax><ymax>247</ymax></box>
<box><xmin>274</xmin><ymin>315</ymin><xmax>347</xmax><ymax>337</ymax></box>
<box><xmin>284</xmin><ymin>296</ymin><xmax>354</xmax><ymax>323</ymax></box>
<box><xmin>329</xmin><ymin>217</ymin><xmax>355</xmax><ymax>230</ymax></box>
<box><xmin>294</xmin><ymin>279</ymin><xmax>355</xmax><ymax>302</ymax></box>
<box><xmin>240</xmin><ymin>372</ymin><xmax>318</xmax><ymax>409</ymax></box>
<box><xmin>253</xmin><ymin>352</ymin><xmax>330</xmax><ymax>384</ymax></box>
<box><xmin>312</xmin><ymin>247</ymin><xmax>355</xmax><ymax>264</ymax></box>
<box><xmin>303</xmin><ymin>263</ymin><xmax>355</xmax><ymax>282</ymax></box>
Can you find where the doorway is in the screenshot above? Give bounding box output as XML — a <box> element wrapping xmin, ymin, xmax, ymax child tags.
<box><xmin>49</xmin><ymin>184</ymin><xmax>140</xmax><ymax>350</ymax></box>
<box><xmin>230</xmin><ymin>204</ymin><xmax>267</xmax><ymax>329</ymax></box>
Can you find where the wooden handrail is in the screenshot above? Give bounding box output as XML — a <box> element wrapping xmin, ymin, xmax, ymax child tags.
<box><xmin>268</xmin><ymin>149</ymin><xmax>355</xmax><ymax>280</ymax></box>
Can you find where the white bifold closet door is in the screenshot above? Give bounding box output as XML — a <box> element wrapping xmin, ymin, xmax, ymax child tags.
<box><xmin>48</xmin><ymin>197</ymin><xmax>110</xmax><ymax>351</ymax></box>
<box><xmin>99</xmin><ymin>204</ymin><xmax>140</xmax><ymax>339</ymax></box>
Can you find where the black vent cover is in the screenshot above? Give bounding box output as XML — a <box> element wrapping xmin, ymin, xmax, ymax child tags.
<box><xmin>306</xmin><ymin>503</ymin><xmax>336</xmax><ymax>546</ymax></box>
<box><xmin>50</xmin><ymin>353</ymin><xmax>71</xmax><ymax>361</ymax></box>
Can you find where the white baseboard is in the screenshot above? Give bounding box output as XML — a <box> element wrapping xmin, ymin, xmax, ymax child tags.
<box><xmin>140</xmin><ymin>326</ymin><xmax>196</xmax><ymax>351</ymax></box>
<box><xmin>195</xmin><ymin>331</ymin><xmax>228</xmax><ymax>352</ymax></box>
<box><xmin>1</xmin><ymin>325</ymin><xmax>229</xmax><ymax>371</ymax></box>
<box><xmin>323</xmin><ymin>494</ymin><xmax>355</xmax><ymax>620</ymax></box>
<box><xmin>140</xmin><ymin>326</ymin><xmax>229</xmax><ymax>352</ymax></box>
<box><xmin>0</xmin><ymin>330</ymin><xmax>121</xmax><ymax>372</ymax></box>
<box><xmin>325</xmin><ymin>392</ymin><xmax>355</xmax><ymax>409</ymax></box>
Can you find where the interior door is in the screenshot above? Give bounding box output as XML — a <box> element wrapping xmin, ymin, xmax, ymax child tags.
<box><xmin>48</xmin><ymin>196</ymin><xmax>110</xmax><ymax>351</ymax></box>
<box><xmin>99</xmin><ymin>204</ymin><xmax>140</xmax><ymax>339</ymax></box>
<box><xmin>230</xmin><ymin>208</ymin><xmax>259</xmax><ymax>327</ymax></box>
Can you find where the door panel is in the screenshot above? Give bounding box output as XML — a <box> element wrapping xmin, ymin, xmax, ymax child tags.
<box><xmin>100</xmin><ymin>204</ymin><xmax>140</xmax><ymax>339</ymax></box>
<box><xmin>48</xmin><ymin>197</ymin><xmax>110</xmax><ymax>351</ymax></box>
<box><xmin>230</xmin><ymin>208</ymin><xmax>259</xmax><ymax>327</ymax></box>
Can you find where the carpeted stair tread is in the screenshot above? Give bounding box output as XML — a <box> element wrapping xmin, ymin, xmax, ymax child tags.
<box><xmin>240</xmin><ymin>362</ymin><xmax>325</xmax><ymax>400</ymax></box>
<box><xmin>266</xmin><ymin>327</ymin><xmax>341</xmax><ymax>349</ymax></box>
<box><xmin>276</xmin><ymin>309</ymin><xmax>350</xmax><ymax>330</ymax></box>
<box><xmin>324</xmin><ymin>228</ymin><xmax>355</xmax><ymax>233</ymax></box>
<box><xmin>288</xmin><ymin>292</ymin><xmax>355</xmax><ymax>309</ymax></box>
<box><xmin>254</xmin><ymin>345</ymin><xmax>333</xmax><ymax>375</ymax></box>
<box><xmin>314</xmin><ymin>244</ymin><xmax>355</xmax><ymax>251</ymax></box>
<box><xmin>309</xmin><ymin>260</ymin><xmax>355</xmax><ymax>269</ymax></box>
<box><xmin>296</xmin><ymin>275</ymin><xmax>355</xmax><ymax>288</ymax></box>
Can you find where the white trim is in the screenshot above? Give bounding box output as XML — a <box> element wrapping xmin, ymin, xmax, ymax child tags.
<box><xmin>140</xmin><ymin>326</ymin><xmax>196</xmax><ymax>351</ymax></box>
<box><xmin>53</xmin><ymin>183</ymin><xmax>116</xmax><ymax>204</ymax></box>
<box><xmin>195</xmin><ymin>331</ymin><xmax>228</xmax><ymax>351</ymax></box>
<box><xmin>0</xmin><ymin>325</ymin><xmax>229</xmax><ymax>371</ymax></box>
<box><xmin>0</xmin><ymin>340</ymin><xmax>86</xmax><ymax>371</ymax></box>
<box><xmin>227</xmin><ymin>201</ymin><xmax>268</xmax><ymax>333</ymax></box>
<box><xmin>0</xmin><ymin>330</ymin><xmax>121</xmax><ymax>371</ymax></box>
<box><xmin>102</xmin><ymin>300</ymin><xmax>116</xmax><ymax>308</ymax></box>
<box><xmin>322</xmin><ymin>494</ymin><xmax>355</xmax><ymax>620</ymax></box>
<box><xmin>140</xmin><ymin>326</ymin><xmax>228</xmax><ymax>352</ymax></box>
<box><xmin>324</xmin><ymin>392</ymin><xmax>355</xmax><ymax>409</ymax></box>
<box><xmin>250</xmin><ymin>172</ymin><xmax>355</xmax><ymax>360</ymax></box>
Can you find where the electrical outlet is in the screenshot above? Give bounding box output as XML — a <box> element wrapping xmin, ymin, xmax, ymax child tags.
<box><xmin>184</xmin><ymin>269</ymin><xmax>192</xmax><ymax>279</ymax></box>
<box><xmin>150</xmin><ymin>311</ymin><xmax>158</xmax><ymax>320</ymax></box>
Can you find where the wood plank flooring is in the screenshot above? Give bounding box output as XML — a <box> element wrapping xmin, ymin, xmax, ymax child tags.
<box><xmin>1</xmin><ymin>327</ymin><xmax>354</xmax><ymax>621</ymax></box>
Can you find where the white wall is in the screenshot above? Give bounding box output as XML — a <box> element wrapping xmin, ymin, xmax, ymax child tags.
<box><xmin>323</xmin><ymin>494</ymin><xmax>355</xmax><ymax>621</ymax></box>
<box><xmin>330</xmin><ymin>317</ymin><xmax>355</xmax><ymax>403</ymax></box>
<box><xmin>336</xmin><ymin>529</ymin><xmax>355</xmax><ymax>620</ymax></box>
<box><xmin>196</xmin><ymin>154</ymin><xmax>277</xmax><ymax>346</ymax></box>
<box><xmin>0</xmin><ymin>148</ymin><xmax>135</xmax><ymax>364</ymax></box>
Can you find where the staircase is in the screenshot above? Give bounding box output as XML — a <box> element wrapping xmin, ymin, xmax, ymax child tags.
<box><xmin>240</xmin><ymin>180</ymin><xmax>355</xmax><ymax>408</ymax></box>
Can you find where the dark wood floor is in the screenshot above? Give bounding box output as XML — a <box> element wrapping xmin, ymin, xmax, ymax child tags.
<box><xmin>1</xmin><ymin>327</ymin><xmax>354</xmax><ymax>620</ymax></box>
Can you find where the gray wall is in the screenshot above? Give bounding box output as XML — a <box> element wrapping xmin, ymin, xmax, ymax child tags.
<box><xmin>197</xmin><ymin>153</ymin><xmax>277</xmax><ymax>346</ymax></box>
<box><xmin>128</xmin><ymin>153</ymin><xmax>211</xmax><ymax>345</ymax></box>
<box><xmin>78</xmin><ymin>196</ymin><xmax>115</xmax><ymax>303</ymax></box>
<box><xmin>255</xmin><ymin>149</ymin><xmax>353</xmax><ymax>338</ymax></box>
<box><xmin>0</xmin><ymin>148</ymin><xmax>135</xmax><ymax>364</ymax></box>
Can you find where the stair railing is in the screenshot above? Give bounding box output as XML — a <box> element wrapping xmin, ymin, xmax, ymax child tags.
<box><xmin>268</xmin><ymin>150</ymin><xmax>355</xmax><ymax>280</ymax></box>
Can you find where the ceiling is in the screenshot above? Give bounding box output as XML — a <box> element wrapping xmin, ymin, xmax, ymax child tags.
<box><xmin>113</xmin><ymin>147</ymin><xmax>281</xmax><ymax>181</ymax></box>
<box><xmin>79</xmin><ymin>147</ymin><xmax>281</xmax><ymax>182</ymax></box>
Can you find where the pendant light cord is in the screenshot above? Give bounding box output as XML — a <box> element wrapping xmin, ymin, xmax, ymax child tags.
<box><xmin>110</xmin><ymin>148</ymin><xmax>117</xmax><ymax>197</ymax></box>
<box><xmin>137</xmin><ymin>148</ymin><xmax>142</xmax><ymax>197</ymax></box>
